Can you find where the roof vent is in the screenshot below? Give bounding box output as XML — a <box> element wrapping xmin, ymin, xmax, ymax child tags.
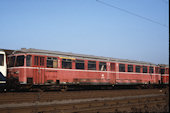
<box><xmin>21</xmin><ymin>48</ymin><xmax>26</xmax><ymax>50</ymax></box>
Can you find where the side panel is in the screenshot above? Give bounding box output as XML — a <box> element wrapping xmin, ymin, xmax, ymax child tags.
<box><xmin>44</xmin><ymin>69</ymin><xmax>116</xmax><ymax>85</ymax></box>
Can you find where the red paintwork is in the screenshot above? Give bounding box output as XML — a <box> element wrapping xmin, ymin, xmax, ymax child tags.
<box><xmin>161</xmin><ymin>68</ymin><xmax>169</xmax><ymax>84</ymax></box>
<box><xmin>7</xmin><ymin>53</ymin><xmax>169</xmax><ymax>86</ymax></box>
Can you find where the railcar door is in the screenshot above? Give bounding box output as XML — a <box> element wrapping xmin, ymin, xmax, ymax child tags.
<box><xmin>33</xmin><ymin>56</ymin><xmax>45</xmax><ymax>85</ymax></box>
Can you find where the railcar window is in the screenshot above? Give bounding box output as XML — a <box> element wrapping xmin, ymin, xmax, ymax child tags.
<box><xmin>47</xmin><ymin>57</ymin><xmax>53</xmax><ymax>68</ymax></box>
<box><xmin>143</xmin><ymin>66</ymin><xmax>147</xmax><ymax>73</ymax></box>
<box><xmin>26</xmin><ymin>55</ymin><xmax>32</xmax><ymax>66</ymax></box>
<box><xmin>128</xmin><ymin>65</ymin><xmax>133</xmax><ymax>72</ymax></box>
<box><xmin>119</xmin><ymin>64</ymin><xmax>125</xmax><ymax>72</ymax></box>
<box><xmin>0</xmin><ymin>54</ymin><xmax>4</xmax><ymax>66</ymax></box>
<box><xmin>149</xmin><ymin>67</ymin><xmax>153</xmax><ymax>73</ymax></box>
<box><xmin>47</xmin><ymin>57</ymin><xmax>58</xmax><ymax>68</ymax></box>
<box><xmin>88</xmin><ymin>61</ymin><xmax>96</xmax><ymax>70</ymax></box>
<box><xmin>8</xmin><ymin>56</ymin><xmax>16</xmax><ymax>67</ymax></box>
<box><xmin>110</xmin><ymin>63</ymin><xmax>115</xmax><ymax>71</ymax></box>
<box><xmin>160</xmin><ymin>68</ymin><xmax>165</xmax><ymax>74</ymax></box>
<box><xmin>34</xmin><ymin>56</ymin><xmax>39</xmax><ymax>66</ymax></box>
<box><xmin>136</xmin><ymin>66</ymin><xmax>141</xmax><ymax>73</ymax></box>
<box><xmin>40</xmin><ymin>57</ymin><xmax>44</xmax><ymax>66</ymax></box>
<box><xmin>99</xmin><ymin>62</ymin><xmax>107</xmax><ymax>71</ymax></box>
<box><xmin>62</xmin><ymin>59</ymin><xmax>72</xmax><ymax>69</ymax></box>
<box><xmin>76</xmin><ymin>60</ymin><xmax>84</xmax><ymax>70</ymax></box>
<box><xmin>16</xmin><ymin>55</ymin><xmax>24</xmax><ymax>67</ymax></box>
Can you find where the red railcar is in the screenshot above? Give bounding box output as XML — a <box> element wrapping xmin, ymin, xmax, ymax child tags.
<box><xmin>7</xmin><ymin>48</ymin><xmax>169</xmax><ymax>90</ymax></box>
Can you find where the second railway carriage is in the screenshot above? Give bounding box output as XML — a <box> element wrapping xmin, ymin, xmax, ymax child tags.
<box><xmin>0</xmin><ymin>51</ymin><xmax>6</xmax><ymax>91</ymax></box>
<box><xmin>7</xmin><ymin>48</ymin><xmax>168</xmax><ymax>90</ymax></box>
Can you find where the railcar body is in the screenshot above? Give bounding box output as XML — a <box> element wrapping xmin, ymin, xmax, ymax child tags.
<box><xmin>7</xmin><ymin>48</ymin><xmax>169</xmax><ymax>90</ymax></box>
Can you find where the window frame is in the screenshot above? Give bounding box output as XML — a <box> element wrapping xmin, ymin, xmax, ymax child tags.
<box><xmin>34</xmin><ymin>56</ymin><xmax>39</xmax><ymax>66</ymax></box>
<box><xmin>75</xmin><ymin>60</ymin><xmax>85</xmax><ymax>70</ymax></box>
<box><xmin>33</xmin><ymin>56</ymin><xmax>45</xmax><ymax>66</ymax></box>
<box><xmin>16</xmin><ymin>55</ymin><xmax>25</xmax><ymax>67</ymax></box>
<box><xmin>40</xmin><ymin>57</ymin><xmax>44</xmax><ymax>66</ymax></box>
<box><xmin>119</xmin><ymin>64</ymin><xmax>125</xmax><ymax>72</ymax></box>
<box><xmin>135</xmin><ymin>65</ymin><xmax>141</xmax><ymax>73</ymax></box>
<box><xmin>149</xmin><ymin>67</ymin><xmax>154</xmax><ymax>73</ymax></box>
<box><xmin>160</xmin><ymin>68</ymin><xmax>165</xmax><ymax>74</ymax></box>
<box><xmin>88</xmin><ymin>61</ymin><xmax>96</xmax><ymax>70</ymax></box>
<box><xmin>26</xmin><ymin>55</ymin><xmax>32</xmax><ymax>66</ymax></box>
<box><xmin>46</xmin><ymin>57</ymin><xmax>58</xmax><ymax>68</ymax></box>
<box><xmin>143</xmin><ymin>66</ymin><xmax>147</xmax><ymax>73</ymax></box>
<box><xmin>62</xmin><ymin>59</ymin><xmax>72</xmax><ymax>69</ymax></box>
<box><xmin>0</xmin><ymin>54</ymin><xmax>4</xmax><ymax>66</ymax></box>
<box><xmin>128</xmin><ymin>65</ymin><xmax>133</xmax><ymax>72</ymax></box>
<box><xmin>99</xmin><ymin>62</ymin><xmax>107</xmax><ymax>71</ymax></box>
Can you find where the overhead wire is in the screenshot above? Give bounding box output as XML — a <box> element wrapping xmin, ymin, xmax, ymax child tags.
<box><xmin>96</xmin><ymin>0</ymin><xmax>168</xmax><ymax>28</ymax></box>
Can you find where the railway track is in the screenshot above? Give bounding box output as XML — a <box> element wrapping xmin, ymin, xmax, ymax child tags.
<box><xmin>54</xmin><ymin>96</ymin><xmax>168</xmax><ymax>113</ymax></box>
<box><xmin>0</xmin><ymin>89</ymin><xmax>166</xmax><ymax>103</ymax></box>
<box><xmin>0</xmin><ymin>88</ymin><xmax>169</xmax><ymax>113</ymax></box>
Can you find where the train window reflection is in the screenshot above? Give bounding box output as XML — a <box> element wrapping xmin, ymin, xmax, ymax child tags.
<box><xmin>128</xmin><ymin>65</ymin><xmax>133</xmax><ymax>72</ymax></box>
<box><xmin>119</xmin><ymin>64</ymin><xmax>125</xmax><ymax>72</ymax></box>
<box><xmin>143</xmin><ymin>66</ymin><xmax>147</xmax><ymax>73</ymax></box>
<box><xmin>26</xmin><ymin>55</ymin><xmax>32</xmax><ymax>66</ymax></box>
<box><xmin>136</xmin><ymin>66</ymin><xmax>140</xmax><ymax>73</ymax></box>
<box><xmin>76</xmin><ymin>60</ymin><xmax>84</xmax><ymax>70</ymax></box>
<box><xmin>62</xmin><ymin>59</ymin><xmax>72</xmax><ymax>69</ymax></box>
<box><xmin>0</xmin><ymin>54</ymin><xmax>4</xmax><ymax>66</ymax></box>
<box><xmin>16</xmin><ymin>55</ymin><xmax>24</xmax><ymax>67</ymax></box>
<box><xmin>161</xmin><ymin>68</ymin><xmax>165</xmax><ymax>74</ymax></box>
<box><xmin>88</xmin><ymin>61</ymin><xmax>96</xmax><ymax>70</ymax></box>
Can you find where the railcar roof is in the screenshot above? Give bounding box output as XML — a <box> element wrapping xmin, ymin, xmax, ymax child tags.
<box><xmin>0</xmin><ymin>49</ymin><xmax>15</xmax><ymax>55</ymax></box>
<box><xmin>158</xmin><ymin>64</ymin><xmax>169</xmax><ymax>68</ymax></box>
<box><xmin>12</xmin><ymin>48</ymin><xmax>158</xmax><ymax>66</ymax></box>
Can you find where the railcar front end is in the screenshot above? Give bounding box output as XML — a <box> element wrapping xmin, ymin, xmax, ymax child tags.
<box><xmin>0</xmin><ymin>51</ymin><xmax>6</xmax><ymax>91</ymax></box>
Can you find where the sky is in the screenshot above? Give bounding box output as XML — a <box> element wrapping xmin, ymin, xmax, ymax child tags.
<box><xmin>0</xmin><ymin>0</ymin><xmax>169</xmax><ymax>65</ymax></box>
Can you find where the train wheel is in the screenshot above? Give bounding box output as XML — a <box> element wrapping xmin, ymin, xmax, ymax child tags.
<box><xmin>60</xmin><ymin>86</ymin><xmax>68</xmax><ymax>92</ymax></box>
